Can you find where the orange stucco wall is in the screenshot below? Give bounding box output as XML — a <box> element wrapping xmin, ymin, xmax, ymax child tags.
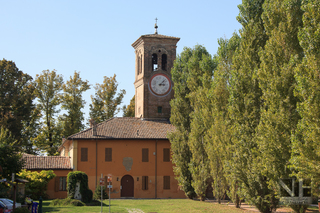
<box><xmin>73</xmin><ymin>139</ymin><xmax>185</xmax><ymax>199</ymax></box>
<box><xmin>30</xmin><ymin>169</ymin><xmax>72</xmax><ymax>199</ymax></box>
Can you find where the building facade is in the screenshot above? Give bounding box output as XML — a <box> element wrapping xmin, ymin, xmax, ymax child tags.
<box><xmin>57</xmin><ymin>28</ymin><xmax>185</xmax><ymax>199</ymax></box>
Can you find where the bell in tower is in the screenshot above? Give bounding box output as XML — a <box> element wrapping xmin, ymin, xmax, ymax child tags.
<box><xmin>132</xmin><ymin>21</ymin><xmax>180</xmax><ymax>120</ymax></box>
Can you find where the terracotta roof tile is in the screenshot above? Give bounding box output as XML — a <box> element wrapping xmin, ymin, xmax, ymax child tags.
<box><xmin>22</xmin><ymin>154</ymin><xmax>72</xmax><ymax>170</ymax></box>
<box><xmin>67</xmin><ymin>117</ymin><xmax>175</xmax><ymax>140</ymax></box>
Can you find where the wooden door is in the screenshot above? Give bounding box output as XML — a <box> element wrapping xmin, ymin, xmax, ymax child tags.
<box><xmin>121</xmin><ymin>175</ymin><xmax>134</xmax><ymax>197</ymax></box>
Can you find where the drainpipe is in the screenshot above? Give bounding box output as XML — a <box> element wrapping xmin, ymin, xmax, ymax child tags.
<box><xmin>96</xmin><ymin>139</ymin><xmax>98</xmax><ymax>188</ymax></box>
<box><xmin>155</xmin><ymin>140</ymin><xmax>157</xmax><ymax>198</ymax></box>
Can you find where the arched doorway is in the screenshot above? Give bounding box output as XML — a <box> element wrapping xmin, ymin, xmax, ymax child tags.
<box><xmin>121</xmin><ymin>175</ymin><xmax>134</xmax><ymax>197</ymax></box>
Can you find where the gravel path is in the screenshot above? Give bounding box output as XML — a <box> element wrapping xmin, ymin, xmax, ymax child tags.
<box><xmin>126</xmin><ymin>208</ymin><xmax>145</xmax><ymax>213</ymax></box>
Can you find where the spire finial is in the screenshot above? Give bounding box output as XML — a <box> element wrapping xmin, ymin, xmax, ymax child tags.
<box><xmin>154</xmin><ymin>18</ymin><xmax>158</xmax><ymax>34</ymax></box>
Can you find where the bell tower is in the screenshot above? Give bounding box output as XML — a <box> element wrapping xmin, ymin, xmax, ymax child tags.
<box><xmin>132</xmin><ymin>22</ymin><xmax>180</xmax><ymax>119</ymax></box>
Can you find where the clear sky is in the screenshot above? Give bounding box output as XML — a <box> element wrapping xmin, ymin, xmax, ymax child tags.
<box><xmin>1</xmin><ymin>0</ymin><xmax>242</xmax><ymax>122</ymax></box>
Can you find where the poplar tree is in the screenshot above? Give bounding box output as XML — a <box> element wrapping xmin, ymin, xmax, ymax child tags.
<box><xmin>33</xmin><ymin>69</ymin><xmax>64</xmax><ymax>155</ymax></box>
<box><xmin>206</xmin><ymin>34</ymin><xmax>240</xmax><ymax>204</ymax></box>
<box><xmin>188</xmin><ymin>48</ymin><xmax>216</xmax><ymax>200</ymax></box>
<box><xmin>60</xmin><ymin>71</ymin><xmax>90</xmax><ymax>137</ymax></box>
<box><xmin>168</xmin><ymin>47</ymin><xmax>195</xmax><ymax>199</ymax></box>
<box><xmin>256</xmin><ymin>0</ymin><xmax>303</xmax><ymax>199</ymax></box>
<box><xmin>227</xmin><ymin>0</ymin><xmax>277</xmax><ymax>212</ymax></box>
<box><xmin>291</xmin><ymin>0</ymin><xmax>320</xmax><ymax>196</ymax></box>
<box><xmin>89</xmin><ymin>74</ymin><xmax>126</xmax><ymax>123</ymax></box>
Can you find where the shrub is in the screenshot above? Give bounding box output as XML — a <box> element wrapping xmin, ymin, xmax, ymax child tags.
<box><xmin>93</xmin><ymin>185</ymin><xmax>108</xmax><ymax>200</ymax></box>
<box><xmin>18</xmin><ymin>169</ymin><xmax>56</xmax><ymax>199</ymax></box>
<box><xmin>67</xmin><ymin>171</ymin><xmax>92</xmax><ymax>203</ymax></box>
<box><xmin>50</xmin><ymin>198</ymin><xmax>86</xmax><ymax>206</ymax></box>
<box><xmin>70</xmin><ymin>199</ymin><xmax>85</xmax><ymax>206</ymax></box>
<box><xmin>12</xmin><ymin>207</ymin><xmax>30</xmax><ymax>213</ymax></box>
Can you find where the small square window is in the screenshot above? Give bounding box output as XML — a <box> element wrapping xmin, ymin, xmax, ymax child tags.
<box><xmin>158</xmin><ymin>106</ymin><xmax>162</xmax><ymax>113</ymax></box>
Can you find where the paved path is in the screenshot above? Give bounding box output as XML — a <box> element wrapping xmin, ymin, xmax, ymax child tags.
<box><xmin>126</xmin><ymin>208</ymin><xmax>144</xmax><ymax>213</ymax></box>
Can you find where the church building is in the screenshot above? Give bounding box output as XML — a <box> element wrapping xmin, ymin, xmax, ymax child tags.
<box><xmin>58</xmin><ymin>25</ymin><xmax>185</xmax><ymax>199</ymax></box>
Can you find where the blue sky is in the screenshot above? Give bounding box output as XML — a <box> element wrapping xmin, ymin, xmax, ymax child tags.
<box><xmin>1</xmin><ymin>0</ymin><xmax>242</xmax><ymax>121</ymax></box>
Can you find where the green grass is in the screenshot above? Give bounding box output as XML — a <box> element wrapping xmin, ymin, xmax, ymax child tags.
<box><xmin>38</xmin><ymin>199</ymin><xmax>320</xmax><ymax>213</ymax></box>
<box><xmin>40</xmin><ymin>199</ymin><xmax>246</xmax><ymax>213</ymax></box>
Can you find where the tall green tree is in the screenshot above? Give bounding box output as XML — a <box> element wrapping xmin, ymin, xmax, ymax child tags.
<box><xmin>60</xmin><ymin>71</ymin><xmax>90</xmax><ymax>137</ymax></box>
<box><xmin>0</xmin><ymin>59</ymin><xmax>37</xmax><ymax>152</ymax></box>
<box><xmin>168</xmin><ymin>47</ymin><xmax>196</xmax><ymax>199</ymax></box>
<box><xmin>0</xmin><ymin>128</ymin><xmax>25</xmax><ymax>180</ymax></box>
<box><xmin>227</xmin><ymin>0</ymin><xmax>280</xmax><ymax>212</ymax></box>
<box><xmin>122</xmin><ymin>95</ymin><xmax>135</xmax><ymax>117</ymax></box>
<box><xmin>33</xmin><ymin>69</ymin><xmax>64</xmax><ymax>155</ymax></box>
<box><xmin>89</xmin><ymin>74</ymin><xmax>126</xmax><ymax>123</ymax></box>
<box><xmin>205</xmin><ymin>33</ymin><xmax>240</xmax><ymax>204</ymax></box>
<box><xmin>291</xmin><ymin>0</ymin><xmax>320</xmax><ymax>196</ymax></box>
<box><xmin>256</xmin><ymin>1</ymin><xmax>303</xmax><ymax>211</ymax></box>
<box><xmin>187</xmin><ymin>46</ymin><xmax>216</xmax><ymax>200</ymax></box>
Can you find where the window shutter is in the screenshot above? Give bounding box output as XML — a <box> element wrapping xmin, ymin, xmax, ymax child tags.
<box><xmin>81</xmin><ymin>148</ymin><xmax>88</xmax><ymax>161</ymax></box>
<box><xmin>163</xmin><ymin>176</ymin><xmax>170</xmax><ymax>190</ymax></box>
<box><xmin>142</xmin><ymin>176</ymin><xmax>148</xmax><ymax>190</ymax></box>
<box><xmin>55</xmin><ymin>177</ymin><xmax>59</xmax><ymax>192</ymax></box>
<box><xmin>142</xmin><ymin>148</ymin><xmax>149</xmax><ymax>162</ymax></box>
<box><xmin>163</xmin><ymin>148</ymin><xmax>170</xmax><ymax>162</ymax></box>
<box><xmin>105</xmin><ymin>148</ymin><xmax>112</xmax><ymax>161</ymax></box>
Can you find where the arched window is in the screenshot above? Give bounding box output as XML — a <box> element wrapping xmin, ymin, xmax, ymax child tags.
<box><xmin>162</xmin><ymin>54</ymin><xmax>167</xmax><ymax>71</ymax></box>
<box><xmin>152</xmin><ymin>53</ymin><xmax>158</xmax><ymax>71</ymax></box>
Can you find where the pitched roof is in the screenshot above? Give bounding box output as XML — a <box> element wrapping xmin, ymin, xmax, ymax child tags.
<box><xmin>22</xmin><ymin>154</ymin><xmax>72</xmax><ymax>170</ymax></box>
<box><xmin>67</xmin><ymin>117</ymin><xmax>175</xmax><ymax>140</ymax></box>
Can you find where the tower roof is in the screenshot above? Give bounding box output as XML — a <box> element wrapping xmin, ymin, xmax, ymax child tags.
<box><xmin>132</xmin><ymin>34</ymin><xmax>180</xmax><ymax>49</ymax></box>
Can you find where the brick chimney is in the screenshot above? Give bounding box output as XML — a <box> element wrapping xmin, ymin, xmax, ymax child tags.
<box><xmin>89</xmin><ymin>119</ymin><xmax>97</xmax><ymax>136</ymax></box>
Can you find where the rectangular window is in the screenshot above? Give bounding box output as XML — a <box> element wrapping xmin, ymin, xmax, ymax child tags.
<box><xmin>81</xmin><ymin>148</ymin><xmax>88</xmax><ymax>161</ymax></box>
<box><xmin>163</xmin><ymin>148</ymin><xmax>170</xmax><ymax>162</ymax></box>
<box><xmin>158</xmin><ymin>106</ymin><xmax>162</xmax><ymax>113</ymax></box>
<box><xmin>142</xmin><ymin>176</ymin><xmax>148</xmax><ymax>190</ymax></box>
<box><xmin>163</xmin><ymin>176</ymin><xmax>170</xmax><ymax>190</ymax></box>
<box><xmin>60</xmin><ymin>177</ymin><xmax>67</xmax><ymax>191</ymax></box>
<box><xmin>105</xmin><ymin>148</ymin><xmax>112</xmax><ymax>162</ymax></box>
<box><xmin>142</xmin><ymin>148</ymin><xmax>149</xmax><ymax>162</ymax></box>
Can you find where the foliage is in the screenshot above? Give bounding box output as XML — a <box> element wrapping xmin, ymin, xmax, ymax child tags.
<box><xmin>18</xmin><ymin>169</ymin><xmax>56</xmax><ymax>199</ymax></box>
<box><xmin>122</xmin><ymin>95</ymin><xmax>135</xmax><ymax>117</ymax></box>
<box><xmin>89</xmin><ymin>74</ymin><xmax>126</xmax><ymax>123</ymax></box>
<box><xmin>168</xmin><ymin>46</ymin><xmax>196</xmax><ymax>199</ymax></box>
<box><xmin>60</xmin><ymin>71</ymin><xmax>90</xmax><ymax>137</ymax></box>
<box><xmin>93</xmin><ymin>185</ymin><xmax>109</xmax><ymax>200</ymax></box>
<box><xmin>206</xmin><ymin>33</ymin><xmax>240</xmax><ymax>204</ymax></box>
<box><xmin>290</xmin><ymin>0</ymin><xmax>320</xmax><ymax>197</ymax></box>
<box><xmin>187</xmin><ymin>46</ymin><xmax>216</xmax><ymax>200</ymax></box>
<box><xmin>0</xmin><ymin>128</ymin><xmax>25</xmax><ymax>180</ymax></box>
<box><xmin>256</xmin><ymin>0</ymin><xmax>303</xmax><ymax>205</ymax></box>
<box><xmin>0</xmin><ymin>59</ymin><xmax>37</xmax><ymax>152</ymax></box>
<box><xmin>12</xmin><ymin>207</ymin><xmax>30</xmax><ymax>213</ymax></box>
<box><xmin>50</xmin><ymin>197</ymin><xmax>85</xmax><ymax>206</ymax></box>
<box><xmin>67</xmin><ymin>171</ymin><xmax>92</xmax><ymax>203</ymax></box>
<box><xmin>33</xmin><ymin>69</ymin><xmax>64</xmax><ymax>155</ymax></box>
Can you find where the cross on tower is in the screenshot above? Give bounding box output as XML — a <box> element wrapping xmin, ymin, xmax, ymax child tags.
<box><xmin>154</xmin><ymin>18</ymin><xmax>158</xmax><ymax>34</ymax></box>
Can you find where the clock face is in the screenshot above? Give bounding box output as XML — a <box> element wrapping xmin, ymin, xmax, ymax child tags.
<box><xmin>149</xmin><ymin>74</ymin><xmax>171</xmax><ymax>96</ymax></box>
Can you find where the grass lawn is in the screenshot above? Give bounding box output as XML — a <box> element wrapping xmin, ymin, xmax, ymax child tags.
<box><xmin>39</xmin><ymin>199</ymin><xmax>320</xmax><ymax>213</ymax></box>
<box><xmin>40</xmin><ymin>199</ymin><xmax>247</xmax><ymax>213</ymax></box>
